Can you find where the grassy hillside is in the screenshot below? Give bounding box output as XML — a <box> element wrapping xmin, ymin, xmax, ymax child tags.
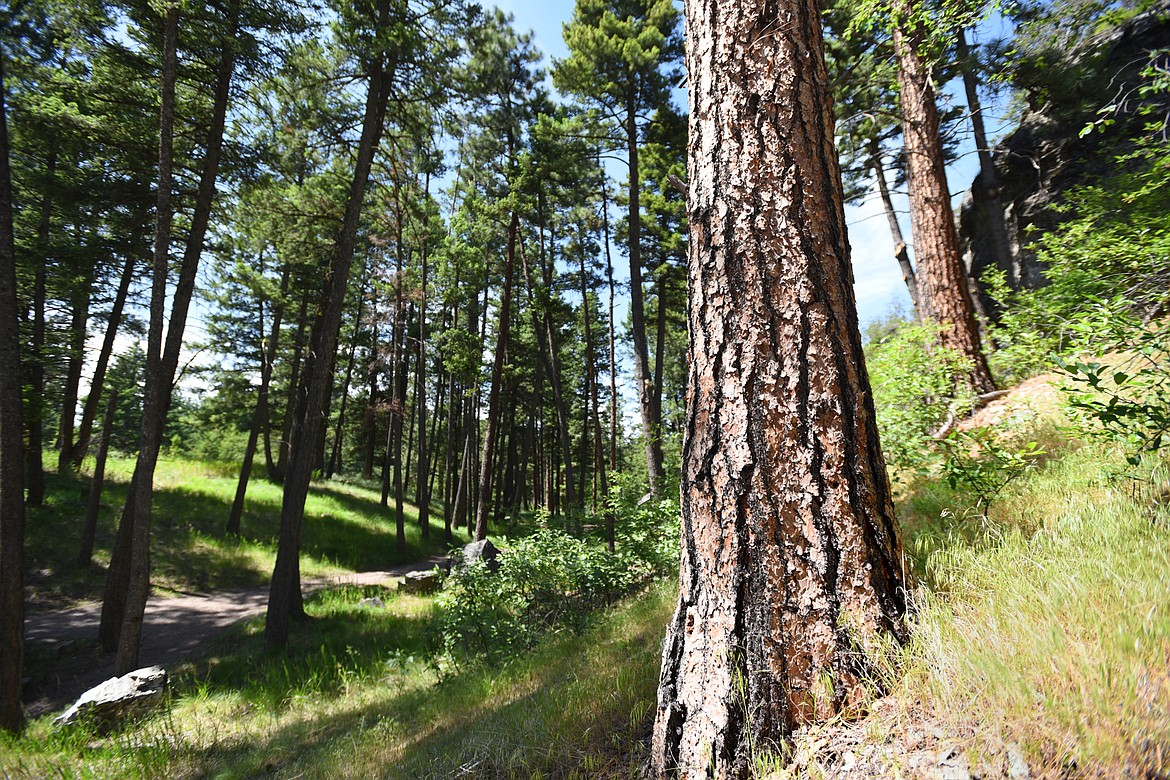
<box><xmin>23</xmin><ymin>455</ymin><xmax>466</xmax><ymax>610</ymax></box>
<box><xmin>4</xmin><ymin>382</ymin><xmax>1168</xmax><ymax>778</ymax></box>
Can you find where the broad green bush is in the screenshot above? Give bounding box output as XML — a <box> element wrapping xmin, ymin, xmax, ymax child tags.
<box><xmin>433</xmin><ymin>490</ymin><xmax>679</xmax><ymax>675</ymax></box>
<box><xmin>865</xmin><ymin>320</ymin><xmax>975</xmax><ymax>473</ymax></box>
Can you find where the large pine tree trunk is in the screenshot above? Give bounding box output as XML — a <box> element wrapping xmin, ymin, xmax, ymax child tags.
<box><xmin>265</xmin><ymin>41</ymin><xmax>394</xmax><ymax>649</ymax></box>
<box><xmin>652</xmin><ymin>1</ymin><xmax>908</xmax><ymax>775</ymax></box>
<box><xmin>893</xmin><ymin>10</ymin><xmax>995</xmax><ymax>393</ymax></box>
<box><xmin>0</xmin><ymin>49</ymin><xmax>28</xmax><ymax>736</ymax></box>
<box><xmin>625</xmin><ymin>101</ymin><xmax>665</xmax><ymax>493</ymax></box>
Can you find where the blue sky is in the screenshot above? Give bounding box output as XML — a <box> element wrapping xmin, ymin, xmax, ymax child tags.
<box><xmin>486</xmin><ymin>0</ymin><xmax>1016</xmax><ymax>331</ymax></box>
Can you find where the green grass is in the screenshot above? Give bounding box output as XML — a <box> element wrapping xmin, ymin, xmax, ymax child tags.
<box><xmin>24</xmin><ymin>454</ymin><xmax>467</xmax><ymax>608</ymax></box>
<box><xmin>8</xmin><ymin>412</ymin><xmax>1170</xmax><ymax>778</ymax></box>
<box><xmin>1</xmin><ymin>579</ymin><xmax>677</xmax><ymax>779</ymax></box>
<box><xmin>900</xmin><ymin>444</ymin><xmax>1170</xmax><ymax>778</ymax></box>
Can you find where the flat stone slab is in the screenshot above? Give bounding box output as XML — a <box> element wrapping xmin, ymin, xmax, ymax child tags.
<box><xmin>55</xmin><ymin>666</ymin><xmax>168</xmax><ymax>729</ymax></box>
<box><xmin>399</xmin><ymin>570</ymin><xmax>441</xmax><ymax>594</ymax></box>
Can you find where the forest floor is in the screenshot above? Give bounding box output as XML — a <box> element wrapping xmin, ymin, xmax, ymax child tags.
<box><xmin>22</xmin><ymin>556</ymin><xmax>448</xmax><ymax>719</ymax></box>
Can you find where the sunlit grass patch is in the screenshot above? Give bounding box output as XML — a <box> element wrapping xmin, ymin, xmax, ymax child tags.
<box><xmin>23</xmin><ymin>455</ymin><xmax>466</xmax><ymax>607</ymax></box>
<box><xmin>902</xmin><ymin>444</ymin><xmax>1170</xmax><ymax>777</ymax></box>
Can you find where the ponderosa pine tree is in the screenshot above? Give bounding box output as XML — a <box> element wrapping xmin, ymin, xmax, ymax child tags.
<box><xmin>651</xmin><ymin>0</ymin><xmax>909</xmax><ymax>774</ymax></box>
<box><xmin>890</xmin><ymin>0</ymin><xmax>995</xmax><ymax>391</ymax></box>
<box><xmin>0</xmin><ymin>40</ymin><xmax>27</xmax><ymax>737</ymax></box>
<box><xmin>555</xmin><ymin>0</ymin><xmax>682</xmax><ymax>495</ymax></box>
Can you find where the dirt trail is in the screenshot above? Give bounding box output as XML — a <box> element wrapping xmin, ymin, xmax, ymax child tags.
<box><xmin>22</xmin><ymin>556</ymin><xmax>446</xmax><ymax>719</ymax></box>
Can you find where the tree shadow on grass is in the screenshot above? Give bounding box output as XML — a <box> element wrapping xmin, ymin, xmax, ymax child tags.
<box><xmin>25</xmin><ymin>467</ymin><xmax>460</xmax><ymax>608</ymax></box>
<box><xmin>167</xmin><ymin>585</ymin><xmax>673</xmax><ymax>779</ymax></box>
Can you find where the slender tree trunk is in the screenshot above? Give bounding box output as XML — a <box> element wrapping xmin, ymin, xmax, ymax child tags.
<box><xmin>415</xmin><ymin>244</ymin><xmax>429</xmax><ymax>539</ymax></box>
<box><xmin>474</xmin><ymin>210</ymin><xmax>520</xmax><ymax>541</ymax></box>
<box><xmin>114</xmin><ymin>1</ymin><xmax>240</xmax><ymax>672</ymax></box>
<box><xmin>578</xmin><ymin>242</ymin><xmax>610</xmax><ymax>542</ymax></box>
<box><xmin>442</xmin><ymin>373</ymin><xmax>457</xmax><ymax>541</ymax></box>
<box><xmin>957</xmin><ymin>29</ymin><xmax>1016</xmax><ymax>289</ymax></box>
<box><xmin>0</xmin><ymin>49</ymin><xmax>28</xmax><ymax>736</ymax></box>
<box><xmin>266</xmin><ymin>41</ymin><xmax>394</xmax><ymax>649</ymax></box>
<box><xmin>55</xmin><ymin>263</ymin><xmax>96</xmax><ymax>482</ymax></box>
<box><xmin>600</xmin><ymin>161</ymin><xmax>619</xmax><ymax>474</ymax></box>
<box><xmin>327</xmin><ymin>274</ymin><xmax>368</xmax><ymax>479</ymax></box>
<box><xmin>274</xmin><ymin>288</ymin><xmax>310</xmax><ymax>481</ymax></box>
<box><xmin>99</xmin><ymin>2</ymin><xmax>179</xmax><ymax>661</ymax></box>
<box><xmin>79</xmin><ymin>389</ymin><xmax>118</xmax><ymax>566</ymax></box>
<box><xmin>626</xmin><ymin>99</ymin><xmax>665</xmax><ymax>493</ymax></box>
<box><xmin>67</xmin><ymin>246</ymin><xmax>139</xmax><ymax>470</ymax></box>
<box><xmin>892</xmin><ymin>9</ymin><xmax>995</xmax><ymax>393</ymax></box>
<box><xmin>652</xmin><ymin>1</ymin><xmax>909</xmax><ymax>774</ymax></box>
<box><xmin>524</xmin><ymin>225</ymin><xmax>577</xmax><ymax>513</ymax></box>
<box><xmin>228</xmin><ymin>264</ymin><xmax>289</xmax><ymax>535</ymax></box>
<box><xmin>869</xmin><ymin>136</ymin><xmax>920</xmax><ymax>315</ymax></box>
<box><xmin>25</xmin><ymin>149</ymin><xmax>54</xmax><ymax>507</ymax></box>
<box><xmin>391</xmin><ymin>282</ymin><xmax>408</xmax><ymax>555</ymax></box>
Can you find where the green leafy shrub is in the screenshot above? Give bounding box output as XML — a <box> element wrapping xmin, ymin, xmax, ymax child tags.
<box><xmin>865</xmin><ymin>320</ymin><xmax>975</xmax><ymax>473</ymax></box>
<box><xmin>433</xmin><ymin>492</ymin><xmax>679</xmax><ymax>675</ymax></box>
<box><xmin>939</xmin><ymin>426</ymin><xmax>1046</xmax><ymax>521</ymax></box>
<box><xmin>1057</xmin><ymin>315</ymin><xmax>1170</xmax><ymax>470</ymax></box>
<box><xmin>986</xmin><ymin>136</ymin><xmax>1170</xmax><ymax>381</ymax></box>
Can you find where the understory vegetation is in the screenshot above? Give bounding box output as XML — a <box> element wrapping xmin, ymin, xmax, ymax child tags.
<box><xmin>4</xmin><ymin>395</ymin><xmax>1167</xmax><ymax>778</ymax></box>
<box><xmin>3</xmin><ymin>0</ymin><xmax>1169</xmax><ymax>777</ymax></box>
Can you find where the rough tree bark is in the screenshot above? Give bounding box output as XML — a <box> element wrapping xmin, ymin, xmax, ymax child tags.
<box><xmin>893</xmin><ymin>8</ymin><xmax>995</xmax><ymax>392</ymax></box>
<box><xmin>0</xmin><ymin>49</ymin><xmax>28</xmax><ymax>735</ymax></box>
<box><xmin>651</xmin><ymin>1</ymin><xmax>909</xmax><ymax>775</ymax></box>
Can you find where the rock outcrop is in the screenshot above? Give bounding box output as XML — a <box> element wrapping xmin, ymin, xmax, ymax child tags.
<box><xmin>959</xmin><ymin>4</ymin><xmax>1170</xmax><ymax>316</ymax></box>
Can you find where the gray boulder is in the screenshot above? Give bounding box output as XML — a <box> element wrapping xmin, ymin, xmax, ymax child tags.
<box><xmin>399</xmin><ymin>570</ymin><xmax>441</xmax><ymax>594</ymax></box>
<box><xmin>55</xmin><ymin>666</ymin><xmax>168</xmax><ymax>729</ymax></box>
<box><xmin>456</xmin><ymin>538</ymin><xmax>500</xmax><ymax>573</ymax></box>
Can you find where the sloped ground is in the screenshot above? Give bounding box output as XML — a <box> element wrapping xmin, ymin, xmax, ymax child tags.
<box><xmin>22</xmin><ymin>558</ymin><xmax>444</xmax><ymax>719</ymax></box>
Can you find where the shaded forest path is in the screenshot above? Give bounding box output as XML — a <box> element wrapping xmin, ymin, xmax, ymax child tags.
<box><xmin>22</xmin><ymin>555</ymin><xmax>446</xmax><ymax>719</ymax></box>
